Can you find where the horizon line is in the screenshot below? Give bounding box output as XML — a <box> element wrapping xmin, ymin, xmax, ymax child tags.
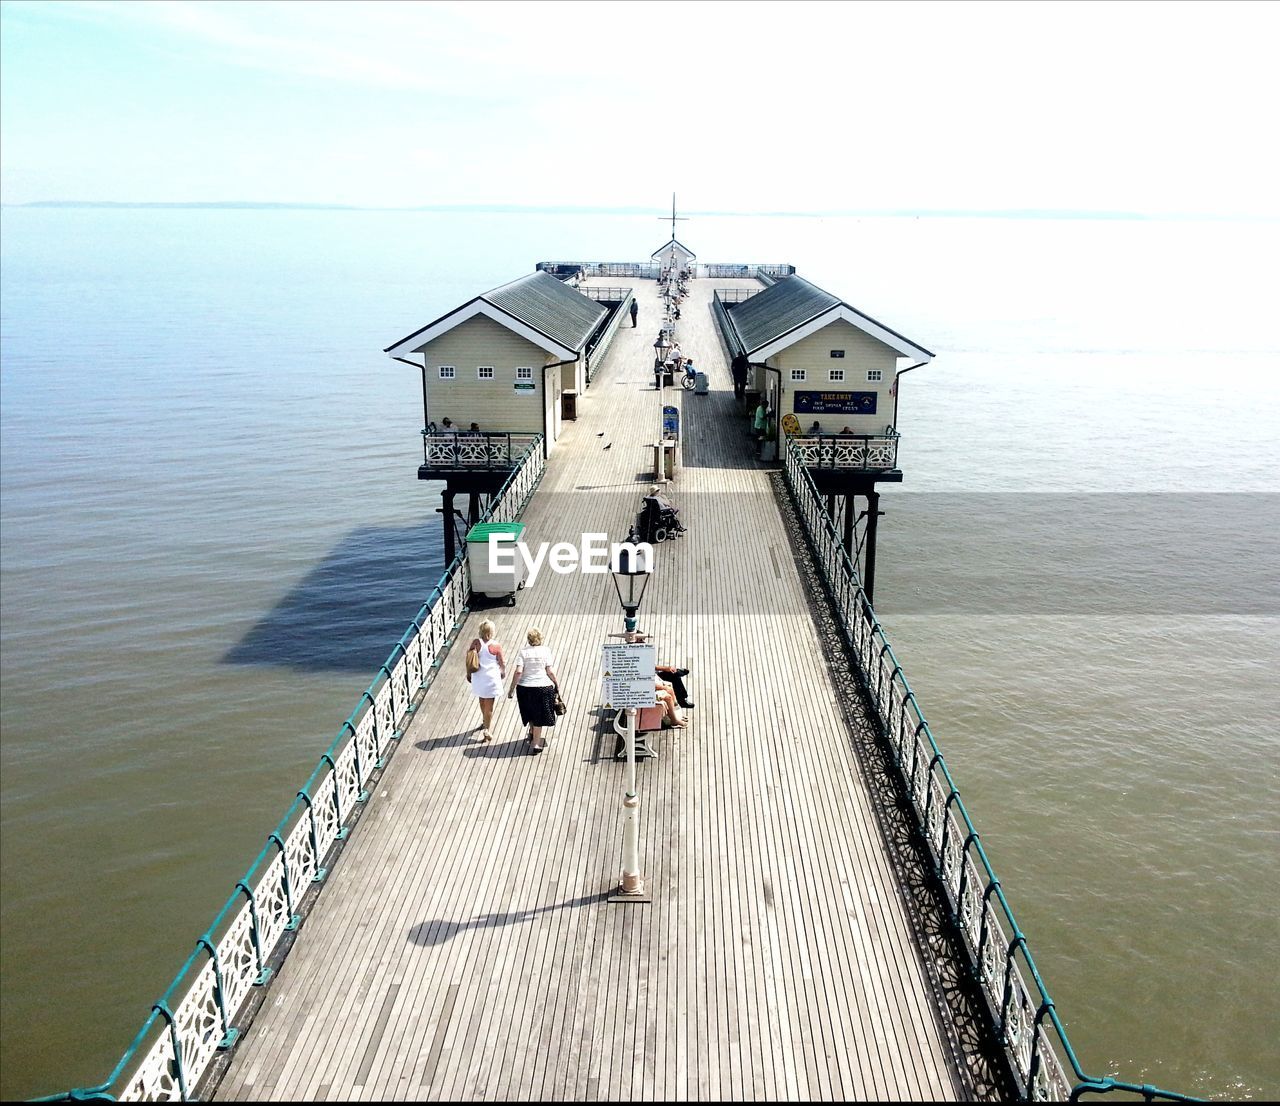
<box><xmin>3</xmin><ymin>200</ymin><xmax>1275</xmax><ymax>222</ymax></box>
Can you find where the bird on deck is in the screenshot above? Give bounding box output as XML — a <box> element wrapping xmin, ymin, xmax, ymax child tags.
<box><xmin>603</xmin><ymin>442</ymin><xmax>612</xmax><ymax>450</ymax></box>
<box><xmin>596</xmin><ymin>431</ymin><xmax>605</xmax><ymax>436</ymax></box>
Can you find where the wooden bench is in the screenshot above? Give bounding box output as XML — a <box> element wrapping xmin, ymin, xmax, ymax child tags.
<box><xmin>610</xmin><ymin>705</ymin><xmax>662</xmax><ymax>760</ymax></box>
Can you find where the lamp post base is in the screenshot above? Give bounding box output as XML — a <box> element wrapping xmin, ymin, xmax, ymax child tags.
<box><xmin>609</xmin><ymin>879</ymin><xmax>651</xmax><ymax>904</ymax></box>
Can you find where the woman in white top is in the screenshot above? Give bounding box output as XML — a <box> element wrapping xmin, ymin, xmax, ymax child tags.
<box><xmin>507</xmin><ymin>627</ymin><xmax>560</xmax><ymax>755</ymax></box>
<box><xmin>467</xmin><ymin>619</ymin><xmax>506</xmax><ymax>743</ymax></box>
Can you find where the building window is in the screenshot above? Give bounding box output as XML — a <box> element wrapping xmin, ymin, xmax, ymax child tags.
<box><xmin>830</xmin><ymin>349</ymin><xmax>845</xmax><ymax>358</ymax></box>
<box><xmin>829</xmin><ymin>369</ymin><xmax>845</xmax><ymax>382</ymax></box>
<box><xmin>477</xmin><ymin>366</ymin><xmax>495</xmax><ymax>380</ymax></box>
<box><xmin>515</xmin><ymin>366</ymin><xmax>534</xmax><ymax>381</ymax></box>
<box><xmin>438</xmin><ymin>365</ymin><xmax>456</xmax><ymax>379</ymax></box>
<box><xmin>867</xmin><ymin>369</ymin><xmax>883</xmax><ymax>382</ymax></box>
<box><xmin>791</xmin><ymin>369</ymin><xmax>807</xmax><ymax>381</ymax></box>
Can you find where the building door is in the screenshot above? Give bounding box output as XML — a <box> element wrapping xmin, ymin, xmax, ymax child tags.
<box><xmin>543</xmin><ymin>365</ymin><xmax>556</xmax><ymax>450</ymax></box>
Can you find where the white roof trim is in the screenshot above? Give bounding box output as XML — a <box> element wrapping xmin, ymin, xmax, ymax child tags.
<box><xmin>751</xmin><ymin>305</ymin><xmax>933</xmax><ymax>363</ymax></box>
<box><xmin>384</xmin><ymin>300</ymin><xmax>576</xmax><ymax>361</ymax></box>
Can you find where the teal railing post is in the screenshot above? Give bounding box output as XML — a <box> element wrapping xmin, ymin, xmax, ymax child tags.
<box><xmin>195</xmin><ymin>937</ymin><xmax>239</xmax><ymax>1049</ymax></box>
<box><xmin>296</xmin><ymin>789</ymin><xmax>327</xmax><ymax>882</ymax></box>
<box><xmin>998</xmin><ymin>933</ymin><xmax>1028</xmax><ymax>1037</ymax></box>
<box><xmin>1026</xmin><ymin>998</ymin><xmax>1055</xmax><ymax>1099</ymax></box>
<box><xmin>340</xmin><ymin>721</ymin><xmax>368</xmax><ymax>803</ymax></box>
<box><xmin>149</xmin><ymin>1001</ymin><xmax>189</xmax><ymax>1101</ymax></box>
<box><xmin>235</xmin><ymin>881</ymin><xmax>273</xmax><ymax>986</ymax></box>
<box><xmin>319</xmin><ymin>754</ymin><xmax>348</xmax><ymax>840</ymax></box>
<box><xmin>268</xmin><ymin>832</ymin><xmax>301</xmax><ymax>931</ymax></box>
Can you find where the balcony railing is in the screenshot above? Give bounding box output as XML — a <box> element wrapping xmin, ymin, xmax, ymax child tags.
<box><xmin>704</xmin><ymin>262</ymin><xmax>796</xmax><ymax>279</ymax></box>
<box><xmin>580</xmin><ymin>285</ymin><xmax>632</xmax><ymax>303</ymax></box>
<box><xmin>789</xmin><ymin>431</ymin><xmax>900</xmax><ymax>471</ymax></box>
<box><xmin>713</xmin><ymin>287</ymin><xmax>762</xmax><ymax>305</ymax></box>
<box><xmin>420</xmin><ymin>431</ymin><xmax>542</xmax><ymax>469</ymax></box>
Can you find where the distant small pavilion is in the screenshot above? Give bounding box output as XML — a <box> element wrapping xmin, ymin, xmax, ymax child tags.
<box><xmin>651</xmin><ymin>238</ymin><xmax>696</xmax><ymax>273</ymax></box>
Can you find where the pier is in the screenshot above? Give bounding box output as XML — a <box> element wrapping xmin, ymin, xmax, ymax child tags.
<box><xmin>46</xmin><ymin>261</ymin><xmax>1197</xmax><ymax>1104</ymax></box>
<box><xmin>215</xmin><ymin>272</ymin><xmax>962</xmax><ymax>1101</ymax></box>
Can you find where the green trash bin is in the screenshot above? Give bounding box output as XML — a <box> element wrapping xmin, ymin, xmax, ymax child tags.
<box><xmin>466</xmin><ymin>521</ymin><xmax>527</xmax><ymax>604</ymax></box>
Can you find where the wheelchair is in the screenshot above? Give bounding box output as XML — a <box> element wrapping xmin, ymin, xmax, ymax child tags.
<box><xmin>636</xmin><ymin>495</ymin><xmax>686</xmax><ymax>544</ymax></box>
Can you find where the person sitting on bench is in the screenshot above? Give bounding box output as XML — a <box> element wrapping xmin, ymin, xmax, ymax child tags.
<box><xmin>655</xmin><ymin>678</ymin><xmax>687</xmax><ymax>728</ymax></box>
<box><xmin>623</xmin><ymin>632</ymin><xmax>694</xmax><ymax>711</ymax></box>
<box><xmin>655</xmin><ymin>664</ymin><xmax>693</xmax><ymax>708</ymax></box>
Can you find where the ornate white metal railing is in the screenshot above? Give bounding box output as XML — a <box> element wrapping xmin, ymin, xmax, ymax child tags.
<box><xmin>781</xmin><ymin>439</ymin><xmax>1194</xmax><ymax>1104</ymax></box>
<box><xmin>789</xmin><ymin>431</ymin><xmax>900</xmax><ymax>471</ymax></box>
<box><xmin>420</xmin><ymin>431</ymin><xmax>542</xmax><ymax>468</ymax></box>
<box><xmin>42</xmin><ymin>437</ymin><xmax>545</xmax><ymax>1102</ymax></box>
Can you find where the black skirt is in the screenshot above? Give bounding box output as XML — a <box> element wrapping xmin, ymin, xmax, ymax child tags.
<box><xmin>515</xmin><ymin>683</ymin><xmax>557</xmax><ymax>727</ymax></box>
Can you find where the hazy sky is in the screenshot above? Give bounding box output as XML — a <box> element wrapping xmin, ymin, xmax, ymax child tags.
<box><xmin>2</xmin><ymin>0</ymin><xmax>1277</xmax><ymax>215</ymax></box>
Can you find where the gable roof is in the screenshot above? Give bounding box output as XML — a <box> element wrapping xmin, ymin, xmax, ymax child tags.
<box><xmin>650</xmin><ymin>238</ymin><xmax>696</xmax><ymax>261</ymax></box>
<box><xmin>384</xmin><ymin>271</ymin><xmax>607</xmax><ymax>361</ymax></box>
<box><xmin>724</xmin><ymin>275</ymin><xmax>933</xmax><ymax>362</ymax></box>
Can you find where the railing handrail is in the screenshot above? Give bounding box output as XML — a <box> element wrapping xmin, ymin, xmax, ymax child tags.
<box><xmin>789</xmin><ymin>430</ymin><xmax>899</xmax><ymax>442</ymax></box>
<box><xmin>40</xmin><ymin>437</ymin><xmax>546</xmax><ymax>1102</ymax></box>
<box><xmin>788</xmin><ymin>431</ymin><xmax>901</xmax><ymax>472</ymax></box>
<box><xmin>712</xmin><ymin>287</ymin><xmax>762</xmax><ymax>304</ymax></box>
<box><xmin>779</xmin><ymin>437</ymin><xmax>1197</xmax><ymax>1104</ymax></box>
<box><xmin>705</xmin><ymin>262</ymin><xmax>796</xmax><ymax>278</ymax></box>
<box><xmin>420</xmin><ymin>429</ymin><xmax>542</xmax><ymax>467</ymax></box>
<box><xmin>580</xmin><ymin>285</ymin><xmax>632</xmax><ymax>302</ymax></box>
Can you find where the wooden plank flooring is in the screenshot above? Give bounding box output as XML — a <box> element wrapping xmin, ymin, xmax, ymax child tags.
<box><xmin>216</xmin><ymin>275</ymin><xmax>963</xmax><ymax>1101</ymax></box>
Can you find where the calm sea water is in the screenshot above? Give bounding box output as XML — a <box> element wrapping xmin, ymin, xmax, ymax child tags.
<box><xmin>1</xmin><ymin>209</ymin><xmax>1277</xmax><ymax>1099</ymax></box>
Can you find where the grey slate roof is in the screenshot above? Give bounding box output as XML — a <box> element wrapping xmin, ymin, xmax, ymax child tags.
<box><xmin>384</xmin><ymin>270</ymin><xmax>606</xmax><ymax>357</ymax></box>
<box><xmin>727</xmin><ymin>276</ymin><xmax>840</xmax><ymax>354</ymax></box>
<box><xmin>726</xmin><ymin>275</ymin><xmax>933</xmax><ymax>359</ymax></box>
<box><xmin>484</xmin><ymin>271</ymin><xmax>606</xmax><ymax>352</ymax></box>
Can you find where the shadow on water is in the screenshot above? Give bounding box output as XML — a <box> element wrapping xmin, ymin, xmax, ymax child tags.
<box><xmin>223</xmin><ymin>522</ymin><xmax>445</xmax><ymax>673</ymax></box>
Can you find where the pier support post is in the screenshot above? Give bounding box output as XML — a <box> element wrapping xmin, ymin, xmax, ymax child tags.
<box><xmin>441</xmin><ymin>490</ymin><xmax>457</xmax><ymax>564</ymax></box>
<box><xmin>843</xmin><ymin>494</ymin><xmax>855</xmax><ymax>560</ymax></box>
<box><xmin>864</xmin><ymin>490</ymin><xmax>881</xmax><ymax>607</ymax></box>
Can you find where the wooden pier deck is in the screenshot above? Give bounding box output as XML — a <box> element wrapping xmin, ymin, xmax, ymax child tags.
<box><xmin>216</xmin><ymin>276</ymin><xmax>964</xmax><ymax>1101</ymax></box>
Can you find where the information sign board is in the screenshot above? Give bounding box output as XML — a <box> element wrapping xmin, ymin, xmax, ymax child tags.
<box><xmin>793</xmin><ymin>390</ymin><xmax>877</xmax><ymax>415</ymax></box>
<box><xmin>601</xmin><ymin>642</ymin><xmax>657</xmax><ymax>708</ymax></box>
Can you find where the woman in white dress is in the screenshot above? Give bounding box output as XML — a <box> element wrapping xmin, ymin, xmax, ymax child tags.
<box><xmin>507</xmin><ymin>627</ymin><xmax>561</xmax><ymax>755</ymax></box>
<box><xmin>467</xmin><ymin>619</ymin><xmax>506</xmax><ymax>743</ymax></box>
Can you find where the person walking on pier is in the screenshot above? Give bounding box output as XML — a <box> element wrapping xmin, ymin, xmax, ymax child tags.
<box><xmin>629</xmin><ymin>299</ymin><xmax>639</xmax><ymax>327</ymax></box>
<box><xmin>508</xmin><ymin>627</ymin><xmax>561</xmax><ymax>754</ymax></box>
<box><xmin>467</xmin><ymin>620</ymin><xmax>506</xmax><ymax>743</ymax></box>
<box><xmin>731</xmin><ymin>351</ymin><xmax>749</xmax><ymax>399</ymax></box>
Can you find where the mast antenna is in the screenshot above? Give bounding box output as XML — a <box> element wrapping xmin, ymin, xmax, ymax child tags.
<box><xmin>659</xmin><ymin>192</ymin><xmax>688</xmax><ymax>241</ymax></box>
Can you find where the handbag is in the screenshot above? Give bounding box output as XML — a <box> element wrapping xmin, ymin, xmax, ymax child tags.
<box><xmin>465</xmin><ymin>643</ymin><xmax>481</xmax><ymax>681</ymax></box>
<box><xmin>553</xmin><ymin>691</ymin><xmax>566</xmax><ymax>716</ymax></box>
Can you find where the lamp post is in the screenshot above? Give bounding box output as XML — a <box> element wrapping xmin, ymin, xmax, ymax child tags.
<box><xmin>609</xmin><ymin>542</ymin><xmax>653</xmax><ymax>899</ymax></box>
<box><xmin>653</xmin><ymin>334</ymin><xmax>669</xmax><ymax>390</ymax></box>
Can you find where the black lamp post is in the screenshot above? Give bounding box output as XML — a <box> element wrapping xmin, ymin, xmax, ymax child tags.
<box><xmin>610</xmin><ymin>538</ymin><xmax>651</xmax><ymax>634</ymax></box>
<box><xmin>653</xmin><ymin>335</ymin><xmax>670</xmax><ymax>382</ymax></box>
